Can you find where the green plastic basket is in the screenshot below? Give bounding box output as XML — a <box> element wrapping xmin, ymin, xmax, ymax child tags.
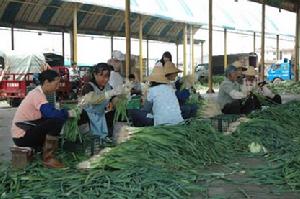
<box><xmin>127</xmin><ymin>96</ymin><xmax>141</xmax><ymax>110</ymax></box>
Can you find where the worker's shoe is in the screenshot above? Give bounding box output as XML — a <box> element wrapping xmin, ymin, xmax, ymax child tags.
<box><xmin>43</xmin><ymin>135</ymin><xmax>64</xmax><ymax>168</ymax></box>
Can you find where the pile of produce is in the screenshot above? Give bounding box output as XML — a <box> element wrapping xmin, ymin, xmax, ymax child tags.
<box><xmin>0</xmin><ymin>120</ymin><xmax>232</xmax><ymax>198</ymax></box>
<box><xmin>268</xmin><ymin>81</ymin><xmax>300</xmax><ymax>94</ymax></box>
<box><xmin>231</xmin><ymin>102</ymin><xmax>300</xmax><ymax>190</ymax></box>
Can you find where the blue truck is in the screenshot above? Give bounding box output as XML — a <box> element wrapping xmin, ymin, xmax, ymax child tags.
<box><xmin>267</xmin><ymin>59</ymin><xmax>293</xmax><ymax>83</ymax></box>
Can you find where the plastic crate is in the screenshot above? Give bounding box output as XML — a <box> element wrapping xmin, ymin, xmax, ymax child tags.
<box><xmin>127</xmin><ymin>96</ymin><xmax>141</xmax><ymax>110</ymax></box>
<box><xmin>210</xmin><ymin>114</ymin><xmax>240</xmax><ymax>132</ymax></box>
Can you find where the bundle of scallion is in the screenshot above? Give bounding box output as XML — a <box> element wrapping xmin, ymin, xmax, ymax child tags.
<box><xmin>113</xmin><ymin>94</ymin><xmax>129</xmax><ymax>124</ymax></box>
<box><xmin>61</xmin><ymin>104</ymin><xmax>82</xmax><ymax>142</ymax></box>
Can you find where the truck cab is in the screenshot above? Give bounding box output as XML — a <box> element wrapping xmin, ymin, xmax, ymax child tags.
<box><xmin>267</xmin><ymin>59</ymin><xmax>293</xmax><ymax>83</ymax></box>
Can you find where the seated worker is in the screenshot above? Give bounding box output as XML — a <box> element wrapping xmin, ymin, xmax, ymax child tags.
<box><xmin>11</xmin><ymin>70</ymin><xmax>77</xmax><ymax>168</ymax></box>
<box><xmin>164</xmin><ymin>61</ymin><xmax>198</xmax><ymax>119</ymax></box>
<box><xmin>242</xmin><ymin>66</ymin><xmax>281</xmax><ymax>104</ymax></box>
<box><xmin>158</xmin><ymin>51</ymin><xmax>172</xmax><ymax>66</ymax></box>
<box><xmin>129</xmin><ymin>73</ymin><xmax>142</xmax><ymax>95</ymax></box>
<box><xmin>232</xmin><ymin>60</ymin><xmax>247</xmax><ymax>84</ymax></box>
<box><xmin>218</xmin><ymin>65</ymin><xmax>261</xmax><ymax>114</ymax></box>
<box><xmin>80</xmin><ymin>63</ymin><xmax>123</xmax><ymax>141</ymax></box>
<box><xmin>129</xmin><ymin>66</ymin><xmax>183</xmax><ymax>126</ymax></box>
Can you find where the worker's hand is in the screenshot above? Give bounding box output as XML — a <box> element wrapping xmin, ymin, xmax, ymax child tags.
<box><xmin>258</xmin><ymin>81</ymin><xmax>267</xmax><ymax>88</ymax></box>
<box><xmin>79</xmin><ymin>92</ymin><xmax>107</xmax><ymax>105</ymax></box>
<box><xmin>68</xmin><ymin>109</ymin><xmax>77</xmax><ymax>118</ymax></box>
<box><xmin>78</xmin><ymin>92</ymin><xmax>95</xmax><ymax>106</ymax></box>
<box><xmin>262</xmin><ymin>85</ymin><xmax>274</xmax><ymax>98</ymax></box>
<box><xmin>105</xmin><ymin>86</ymin><xmax>125</xmax><ymax>99</ymax></box>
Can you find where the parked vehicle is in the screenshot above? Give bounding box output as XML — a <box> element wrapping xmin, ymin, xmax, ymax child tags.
<box><xmin>51</xmin><ymin>66</ymin><xmax>73</xmax><ymax>100</ymax></box>
<box><xmin>195</xmin><ymin>63</ymin><xmax>208</xmax><ymax>83</ymax></box>
<box><xmin>0</xmin><ymin>51</ymin><xmax>46</xmax><ymax>106</ymax></box>
<box><xmin>266</xmin><ymin>59</ymin><xmax>293</xmax><ymax>83</ymax></box>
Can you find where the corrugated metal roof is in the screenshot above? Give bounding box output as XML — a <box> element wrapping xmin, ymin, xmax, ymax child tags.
<box><xmin>0</xmin><ymin>0</ymin><xmax>296</xmax><ymax>44</ymax></box>
<box><xmin>0</xmin><ymin>0</ymin><xmax>198</xmax><ymax>43</ymax></box>
<box><xmin>249</xmin><ymin>0</ymin><xmax>299</xmax><ymax>13</ymax></box>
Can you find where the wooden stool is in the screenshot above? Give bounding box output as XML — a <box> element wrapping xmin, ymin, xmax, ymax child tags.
<box><xmin>10</xmin><ymin>146</ymin><xmax>34</xmax><ymax>169</ymax></box>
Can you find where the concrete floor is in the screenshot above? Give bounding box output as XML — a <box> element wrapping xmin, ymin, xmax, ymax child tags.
<box><xmin>0</xmin><ymin>101</ymin><xmax>15</xmax><ymax>163</ymax></box>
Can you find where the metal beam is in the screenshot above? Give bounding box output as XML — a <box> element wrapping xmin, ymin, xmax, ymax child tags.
<box><xmin>72</xmin><ymin>4</ymin><xmax>78</xmax><ymax>65</ymax></box>
<box><xmin>190</xmin><ymin>25</ymin><xmax>193</xmax><ymax>75</ymax></box>
<box><xmin>276</xmin><ymin>34</ymin><xmax>280</xmax><ymax>60</ymax></box>
<box><xmin>139</xmin><ymin>15</ymin><xmax>143</xmax><ymax>82</ymax></box>
<box><xmin>111</xmin><ymin>35</ymin><xmax>114</xmax><ymax>58</ymax></box>
<box><xmin>295</xmin><ymin>6</ymin><xmax>300</xmax><ymax>81</ymax></box>
<box><xmin>207</xmin><ymin>0</ymin><xmax>214</xmax><ymax>93</ymax></box>
<box><xmin>201</xmin><ymin>41</ymin><xmax>204</xmax><ymax>64</ymax></box>
<box><xmin>62</xmin><ymin>31</ymin><xmax>65</xmax><ymax>59</ymax></box>
<box><xmin>260</xmin><ymin>2</ymin><xmax>265</xmax><ymax>81</ymax></box>
<box><xmin>11</xmin><ymin>25</ymin><xmax>14</xmax><ymax>50</ymax></box>
<box><xmin>176</xmin><ymin>43</ymin><xmax>179</xmax><ymax>67</ymax></box>
<box><xmin>253</xmin><ymin>32</ymin><xmax>256</xmax><ymax>53</ymax></box>
<box><xmin>125</xmin><ymin>0</ymin><xmax>131</xmax><ymax>79</ymax></box>
<box><xmin>183</xmin><ymin>24</ymin><xmax>187</xmax><ymax>76</ymax></box>
<box><xmin>224</xmin><ymin>28</ymin><xmax>228</xmax><ymax>69</ymax></box>
<box><xmin>147</xmin><ymin>39</ymin><xmax>149</xmax><ymax>76</ymax></box>
<box><xmin>190</xmin><ymin>26</ymin><xmax>195</xmax><ymax>78</ymax></box>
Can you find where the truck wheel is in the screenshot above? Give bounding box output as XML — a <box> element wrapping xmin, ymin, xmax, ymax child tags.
<box><xmin>272</xmin><ymin>78</ymin><xmax>282</xmax><ymax>84</ymax></box>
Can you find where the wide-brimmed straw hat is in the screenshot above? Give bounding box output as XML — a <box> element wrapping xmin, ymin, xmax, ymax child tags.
<box><xmin>164</xmin><ymin>61</ymin><xmax>182</xmax><ymax>75</ymax></box>
<box><xmin>146</xmin><ymin>66</ymin><xmax>169</xmax><ymax>83</ymax></box>
<box><xmin>232</xmin><ymin>60</ymin><xmax>247</xmax><ymax>71</ymax></box>
<box><xmin>242</xmin><ymin>66</ymin><xmax>257</xmax><ymax>76</ymax></box>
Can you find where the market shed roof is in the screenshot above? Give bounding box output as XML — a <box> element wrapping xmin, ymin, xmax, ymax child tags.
<box><xmin>0</xmin><ymin>0</ymin><xmax>296</xmax><ymax>44</ymax></box>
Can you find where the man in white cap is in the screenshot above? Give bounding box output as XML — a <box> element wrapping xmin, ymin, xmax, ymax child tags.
<box><xmin>108</xmin><ymin>50</ymin><xmax>124</xmax><ymax>89</ymax></box>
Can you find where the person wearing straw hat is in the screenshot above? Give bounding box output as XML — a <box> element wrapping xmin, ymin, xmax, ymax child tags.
<box><xmin>218</xmin><ymin>65</ymin><xmax>260</xmax><ymax>114</ymax></box>
<box><xmin>164</xmin><ymin>61</ymin><xmax>198</xmax><ymax>119</ymax></box>
<box><xmin>128</xmin><ymin>66</ymin><xmax>183</xmax><ymax>126</ymax></box>
<box><xmin>242</xmin><ymin>66</ymin><xmax>281</xmax><ymax>104</ymax></box>
<box><xmin>241</xmin><ymin>66</ymin><xmax>258</xmax><ymax>94</ymax></box>
<box><xmin>232</xmin><ymin>60</ymin><xmax>247</xmax><ymax>84</ymax></box>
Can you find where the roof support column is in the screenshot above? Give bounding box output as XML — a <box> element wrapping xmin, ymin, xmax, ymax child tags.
<box><xmin>176</xmin><ymin>42</ymin><xmax>179</xmax><ymax>67</ymax></box>
<box><xmin>111</xmin><ymin>35</ymin><xmax>114</xmax><ymax>59</ymax></box>
<box><xmin>207</xmin><ymin>0</ymin><xmax>214</xmax><ymax>93</ymax></box>
<box><xmin>260</xmin><ymin>1</ymin><xmax>265</xmax><ymax>81</ymax></box>
<box><xmin>71</xmin><ymin>4</ymin><xmax>78</xmax><ymax>65</ymax></box>
<box><xmin>201</xmin><ymin>41</ymin><xmax>204</xmax><ymax>64</ymax></box>
<box><xmin>125</xmin><ymin>0</ymin><xmax>131</xmax><ymax>79</ymax></box>
<box><xmin>190</xmin><ymin>25</ymin><xmax>195</xmax><ymax>78</ymax></box>
<box><xmin>276</xmin><ymin>35</ymin><xmax>280</xmax><ymax>61</ymax></box>
<box><xmin>11</xmin><ymin>25</ymin><xmax>14</xmax><ymax>50</ymax></box>
<box><xmin>147</xmin><ymin>39</ymin><xmax>149</xmax><ymax>76</ymax></box>
<box><xmin>224</xmin><ymin>28</ymin><xmax>228</xmax><ymax>69</ymax></box>
<box><xmin>183</xmin><ymin>24</ymin><xmax>187</xmax><ymax>76</ymax></box>
<box><xmin>295</xmin><ymin>6</ymin><xmax>300</xmax><ymax>81</ymax></box>
<box><xmin>62</xmin><ymin>31</ymin><xmax>65</xmax><ymax>60</ymax></box>
<box><xmin>253</xmin><ymin>32</ymin><xmax>256</xmax><ymax>53</ymax></box>
<box><xmin>139</xmin><ymin>15</ymin><xmax>143</xmax><ymax>82</ymax></box>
